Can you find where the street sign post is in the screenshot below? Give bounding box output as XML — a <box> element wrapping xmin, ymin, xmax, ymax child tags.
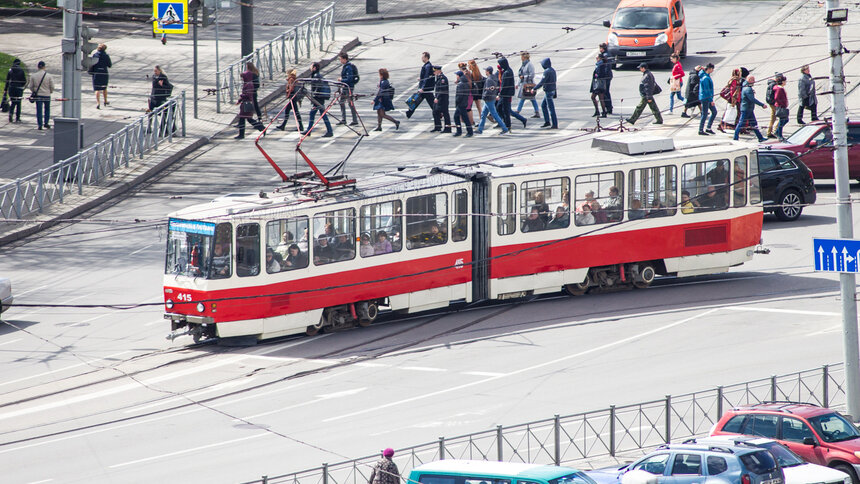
<box><xmin>814</xmin><ymin>238</ymin><xmax>860</xmax><ymax>273</ymax></box>
<box><xmin>153</xmin><ymin>0</ymin><xmax>189</xmax><ymax>34</ymax></box>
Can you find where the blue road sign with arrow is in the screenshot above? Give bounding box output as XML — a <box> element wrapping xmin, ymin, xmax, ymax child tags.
<box><xmin>814</xmin><ymin>238</ymin><xmax>860</xmax><ymax>273</ymax></box>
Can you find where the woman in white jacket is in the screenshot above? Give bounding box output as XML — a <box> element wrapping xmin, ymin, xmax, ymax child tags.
<box><xmin>27</xmin><ymin>61</ymin><xmax>54</xmax><ymax>130</ymax></box>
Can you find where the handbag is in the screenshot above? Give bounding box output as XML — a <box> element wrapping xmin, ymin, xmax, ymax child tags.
<box><xmin>240</xmin><ymin>100</ymin><xmax>254</xmax><ymax>115</ymax></box>
<box><xmin>775</xmin><ymin>106</ymin><xmax>789</xmax><ymax>120</ymax></box>
<box><xmin>652</xmin><ymin>82</ymin><xmax>662</xmax><ymax>95</ymax></box>
<box><xmin>721</xmin><ymin>107</ymin><xmax>738</xmax><ymax>125</ymax></box>
<box><xmin>719</xmin><ymin>85</ymin><xmax>732</xmax><ymax>101</ymax></box>
<box><xmin>405</xmin><ymin>92</ymin><xmax>421</xmax><ymax>111</ymax></box>
<box><xmin>0</xmin><ymin>90</ymin><xmax>8</xmax><ymax>113</ymax></box>
<box><xmin>522</xmin><ymin>82</ymin><xmax>536</xmax><ymax>99</ymax></box>
<box><xmin>669</xmin><ymin>77</ymin><xmax>681</xmax><ymax>92</ymax></box>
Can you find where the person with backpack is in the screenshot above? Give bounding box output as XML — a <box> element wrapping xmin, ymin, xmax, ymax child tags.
<box><xmin>372</xmin><ymin>68</ymin><xmax>399</xmax><ymax>131</ymax></box>
<box><xmin>627</xmin><ymin>62</ymin><xmax>662</xmax><ymax>125</ymax></box>
<box><xmin>303</xmin><ymin>62</ymin><xmax>333</xmax><ymax>137</ymax></box>
<box><xmin>765</xmin><ymin>73</ymin><xmax>780</xmax><ymax>138</ymax></box>
<box><xmin>90</xmin><ymin>44</ymin><xmax>112</xmax><ymax>109</ymax></box>
<box><xmin>4</xmin><ymin>58</ymin><xmax>26</xmax><ymax>123</ymax></box>
<box><xmin>275</xmin><ymin>69</ymin><xmax>304</xmax><ymax>132</ymax></box>
<box><xmin>337</xmin><ymin>52</ymin><xmax>359</xmax><ymax>126</ymax></box>
<box><xmin>681</xmin><ymin>65</ymin><xmax>701</xmax><ymax>118</ymax></box>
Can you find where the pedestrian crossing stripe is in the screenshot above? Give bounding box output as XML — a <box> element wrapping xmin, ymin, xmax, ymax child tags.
<box><xmin>153</xmin><ymin>0</ymin><xmax>188</xmax><ymax>34</ymax></box>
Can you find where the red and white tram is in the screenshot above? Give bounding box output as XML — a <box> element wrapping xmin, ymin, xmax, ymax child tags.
<box><xmin>164</xmin><ymin>137</ymin><xmax>763</xmax><ymax>341</ymax></box>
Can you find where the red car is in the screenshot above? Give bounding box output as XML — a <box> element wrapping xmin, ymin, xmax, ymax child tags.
<box><xmin>711</xmin><ymin>402</ymin><xmax>860</xmax><ymax>484</ymax></box>
<box><xmin>767</xmin><ymin>121</ymin><xmax>860</xmax><ymax>180</ymax></box>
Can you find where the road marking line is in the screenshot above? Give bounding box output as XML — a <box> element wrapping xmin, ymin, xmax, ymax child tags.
<box><xmin>462</xmin><ymin>371</ymin><xmax>504</xmax><ymax>377</ymax></box>
<box><xmin>109</xmin><ymin>433</ymin><xmax>269</xmax><ymax>468</ymax></box>
<box><xmin>123</xmin><ymin>378</ymin><xmax>253</xmax><ymax>414</ymax></box>
<box><xmin>354</xmin><ymin>361</ymin><xmax>389</xmax><ymax>368</ymax></box>
<box><xmin>14</xmin><ymin>284</ymin><xmax>49</xmax><ymax>297</ymax></box>
<box><xmin>0</xmin><ymin>351</ymin><xmax>131</xmax><ymax>388</ymax></box>
<box><xmin>809</xmin><ymin>324</ymin><xmax>842</xmax><ymax>336</ymax></box>
<box><xmin>447</xmin><ymin>142</ymin><xmax>465</xmax><ymax>154</ymax></box>
<box><xmin>79</xmin><ymin>313</ymin><xmax>111</xmax><ymax>324</ymax></box>
<box><xmin>129</xmin><ymin>244</ymin><xmax>154</xmax><ymax>256</ymax></box>
<box><xmin>722</xmin><ymin>306</ymin><xmax>839</xmax><ymax>316</ymax></box>
<box><xmin>25</xmin><ymin>479</ymin><xmax>54</xmax><ymax>484</ymax></box>
<box><xmin>396</xmin><ymin>123</ymin><xmax>426</xmax><ymax>141</ymax></box>
<box><xmin>144</xmin><ymin>319</ymin><xmax>165</xmax><ymax>327</ymax></box>
<box><xmin>401</xmin><ymin>366</ymin><xmax>447</xmax><ymax>372</ymax></box>
<box><xmin>557</xmin><ymin>49</ymin><xmax>598</xmax><ymax>82</ymax></box>
<box><xmin>0</xmin><ymin>338</ymin><xmax>22</xmax><ymax>348</ymax></box>
<box><xmin>323</xmin><ymin>308</ymin><xmax>718</xmax><ymax>422</ymax></box>
<box><xmin>239</xmin><ymin>387</ymin><xmax>366</xmax><ymax>420</ymax></box>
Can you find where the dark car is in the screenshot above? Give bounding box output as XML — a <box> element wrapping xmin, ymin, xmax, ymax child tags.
<box><xmin>766</xmin><ymin>121</ymin><xmax>860</xmax><ymax>180</ymax></box>
<box><xmin>756</xmin><ymin>148</ymin><xmax>816</xmax><ymax>221</ymax></box>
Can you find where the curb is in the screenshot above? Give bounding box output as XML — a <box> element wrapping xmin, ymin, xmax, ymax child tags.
<box><xmin>0</xmin><ymin>136</ymin><xmax>209</xmax><ymax>248</ymax></box>
<box><xmin>335</xmin><ymin>0</ymin><xmax>544</xmax><ymax>24</ymax></box>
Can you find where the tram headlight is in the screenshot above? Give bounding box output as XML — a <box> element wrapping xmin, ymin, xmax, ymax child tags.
<box><xmin>196</xmin><ymin>302</ymin><xmax>205</xmax><ymax>313</ymax></box>
<box><xmin>165</xmin><ymin>299</ymin><xmax>174</xmax><ymax>309</ymax></box>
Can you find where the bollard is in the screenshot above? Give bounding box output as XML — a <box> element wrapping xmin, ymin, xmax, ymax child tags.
<box><xmin>771</xmin><ymin>375</ymin><xmax>777</xmax><ymax>402</ymax></box>
<box><xmin>497</xmin><ymin>425</ymin><xmax>503</xmax><ymax>461</ymax></box>
<box><xmin>439</xmin><ymin>437</ymin><xmax>445</xmax><ymax>460</ymax></box>
<box><xmin>665</xmin><ymin>395</ymin><xmax>671</xmax><ymax>443</ymax></box>
<box><xmin>554</xmin><ymin>414</ymin><xmax>561</xmax><ymax>465</ymax></box>
<box><xmin>322</xmin><ymin>463</ymin><xmax>328</xmax><ymax>484</ymax></box>
<box><xmin>823</xmin><ymin>365</ymin><xmax>830</xmax><ymax>407</ymax></box>
<box><xmin>717</xmin><ymin>386</ymin><xmax>723</xmax><ymax>418</ymax></box>
<box><xmin>609</xmin><ymin>405</ymin><xmax>616</xmax><ymax>457</ymax></box>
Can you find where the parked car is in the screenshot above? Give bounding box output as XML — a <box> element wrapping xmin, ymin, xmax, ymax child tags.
<box><xmin>0</xmin><ymin>277</ymin><xmax>12</xmax><ymax>316</ymax></box>
<box><xmin>688</xmin><ymin>436</ymin><xmax>850</xmax><ymax>484</ymax></box>
<box><xmin>585</xmin><ymin>442</ymin><xmax>784</xmax><ymax>484</ymax></box>
<box><xmin>766</xmin><ymin>121</ymin><xmax>860</xmax><ymax>180</ymax></box>
<box><xmin>710</xmin><ymin>402</ymin><xmax>860</xmax><ymax>484</ymax></box>
<box><xmin>408</xmin><ymin>460</ymin><xmax>597</xmax><ymax>484</ymax></box>
<box><xmin>602</xmin><ymin>0</ymin><xmax>687</xmax><ymax>68</ymax></box>
<box><xmin>757</xmin><ymin>148</ymin><xmax>817</xmax><ymax>221</ymax></box>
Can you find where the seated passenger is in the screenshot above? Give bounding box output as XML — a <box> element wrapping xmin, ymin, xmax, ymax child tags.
<box><xmin>314</xmin><ymin>234</ymin><xmax>336</xmax><ymax>264</ymax></box>
<box><xmin>284</xmin><ymin>244</ymin><xmax>308</xmax><ymax>269</ymax></box>
<box><xmin>575</xmin><ymin>203</ymin><xmax>595</xmax><ymax>225</ymax></box>
<box><xmin>681</xmin><ymin>190</ymin><xmax>699</xmax><ymax>214</ymax></box>
<box><xmin>359</xmin><ymin>233</ymin><xmax>375</xmax><ymax>257</ymax></box>
<box><xmin>646</xmin><ymin>199</ymin><xmax>668</xmax><ymax>218</ymax></box>
<box><xmin>211</xmin><ymin>243</ymin><xmax>231</xmax><ymax>277</ymax></box>
<box><xmin>532</xmin><ymin>191</ymin><xmax>550</xmax><ymax>224</ymax></box>
<box><xmin>579</xmin><ymin>190</ymin><xmax>602</xmax><ymax>213</ymax></box>
<box><xmin>374</xmin><ymin>230</ymin><xmax>393</xmax><ymax>254</ymax></box>
<box><xmin>547</xmin><ymin>205</ymin><xmax>570</xmax><ymax>229</ymax></box>
<box><xmin>628</xmin><ymin>199</ymin><xmax>646</xmax><ymax>220</ymax></box>
<box><xmin>265</xmin><ymin>247</ymin><xmax>282</xmax><ymax>273</ymax></box>
<box><xmin>425</xmin><ymin>223</ymin><xmax>446</xmax><ymax>245</ymax></box>
<box><xmin>334</xmin><ymin>233</ymin><xmax>355</xmax><ymax>260</ymax></box>
<box><xmin>700</xmin><ymin>185</ymin><xmax>727</xmax><ymax>211</ymax></box>
<box><xmin>323</xmin><ymin>222</ymin><xmax>337</xmax><ymax>243</ymax></box>
<box><xmin>522</xmin><ymin>207</ymin><xmax>546</xmax><ymax>232</ymax></box>
<box><xmin>298</xmin><ymin>227</ymin><xmax>309</xmax><ymax>252</ymax></box>
<box><xmin>603</xmin><ymin>186</ymin><xmax>623</xmax><ymax>222</ymax></box>
<box><xmin>275</xmin><ymin>231</ymin><xmax>294</xmax><ymax>259</ymax></box>
<box><xmin>707</xmin><ymin>160</ymin><xmax>729</xmax><ymax>186</ymax></box>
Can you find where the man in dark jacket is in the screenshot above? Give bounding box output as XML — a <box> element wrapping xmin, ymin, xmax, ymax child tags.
<box><xmin>476</xmin><ymin>66</ymin><xmax>507</xmax><ymax>135</ymax></box>
<box><xmin>598</xmin><ymin>43</ymin><xmax>614</xmax><ymax>114</ymax></box>
<box><xmin>733</xmin><ymin>76</ymin><xmax>767</xmax><ymax>142</ymax></box>
<box><xmin>452</xmin><ymin>71</ymin><xmax>473</xmax><ymax>137</ymax></box>
<box><xmin>4</xmin><ymin>58</ymin><xmax>26</xmax><ymax>123</ymax></box>
<box><xmin>406</xmin><ymin>52</ymin><xmax>436</xmax><ymax>119</ymax></box>
<box><xmin>533</xmin><ymin>58</ymin><xmax>557</xmax><ymax>129</ymax></box>
<box><xmin>796</xmin><ymin>65</ymin><xmax>818</xmax><ymax>124</ymax></box>
<box><xmin>303</xmin><ymin>62</ymin><xmax>333</xmax><ymax>137</ymax></box>
<box><xmin>496</xmin><ymin>57</ymin><xmax>516</xmax><ymax>130</ymax></box>
<box><xmin>432</xmin><ymin>65</ymin><xmax>451</xmax><ymax>133</ymax></box>
<box><xmin>336</xmin><ymin>52</ymin><xmax>359</xmax><ymax>126</ymax></box>
<box><xmin>627</xmin><ymin>62</ymin><xmax>663</xmax><ymax>125</ymax></box>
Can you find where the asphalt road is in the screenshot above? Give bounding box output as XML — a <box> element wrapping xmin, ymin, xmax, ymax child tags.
<box><xmin>0</xmin><ymin>1</ymin><xmax>856</xmax><ymax>482</ymax></box>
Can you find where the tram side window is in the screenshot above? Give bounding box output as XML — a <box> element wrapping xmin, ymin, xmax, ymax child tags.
<box><xmin>406</xmin><ymin>193</ymin><xmax>448</xmax><ymax>249</ymax></box>
<box><xmin>210</xmin><ymin>223</ymin><xmax>233</xmax><ymax>278</ymax></box>
<box><xmin>734</xmin><ymin>156</ymin><xmax>747</xmax><ymax>207</ymax></box>
<box><xmin>313</xmin><ymin>208</ymin><xmax>356</xmax><ymax>265</ymax></box>
<box><xmin>266</xmin><ymin>216</ymin><xmax>309</xmax><ymax>272</ymax></box>
<box><xmin>681</xmin><ymin>159</ymin><xmax>729</xmax><ymax>213</ymax></box>
<box><xmin>498</xmin><ymin>183</ymin><xmax>516</xmax><ymax>235</ymax></box>
<box><xmin>575</xmin><ymin>171</ymin><xmax>623</xmax><ymax>226</ymax></box>
<box><xmin>750</xmin><ymin>151</ymin><xmax>762</xmax><ymax>204</ymax></box>
<box><xmin>520</xmin><ymin>177</ymin><xmax>569</xmax><ymax>232</ymax></box>
<box><xmin>628</xmin><ymin>165</ymin><xmax>677</xmax><ymax>219</ymax></box>
<box><xmin>236</xmin><ymin>223</ymin><xmax>260</xmax><ymax>277</ymax></box>
<box><xmin>359</xmin><ymin>200</ymin><xmax>402</xmax><ymax>258</ymax></box>
<box><xmin>452</xmin><ymin>189</ymin><xmax>468</xmax><ymax>242</ymax></box>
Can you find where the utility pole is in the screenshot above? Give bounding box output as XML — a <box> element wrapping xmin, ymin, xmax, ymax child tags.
<box><xmin>192</xmin><ymin>2</ymin><xmax>199</xmax><ymax>119</ymax></box>
<box><xmin>60</xmin><ymin>0</ymin><xmax>82</xmax><ymax>119</ymax></box>
<box><xmin>240</xmin><ymin>0</ymin><xmax>253</xmax><ymax>58</ymax></box>
<box><xmin>824</xmin><ymin>0</ymin><xmax>859</xmax><ymax>420</ymax></box>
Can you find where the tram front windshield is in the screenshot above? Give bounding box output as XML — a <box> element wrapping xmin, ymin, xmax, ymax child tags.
<box><xmin>165</xmin><ymin>219</ymin><xmax>232</xmax><ymax>279</ymax></box>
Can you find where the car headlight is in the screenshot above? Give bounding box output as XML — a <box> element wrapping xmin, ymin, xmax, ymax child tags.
<box><xmin>196</xmin><ymin>302</ymin><xmax>205</xmax><ymax>313</ymax></box>
<box><xmin>655</xmin><ymin>33</ymin><xmax>668</xmax><ymax>46</ymax></box>
<box><xmin>608</xmin><ymin>33</ymin><xmax>619</xmax><ymax>47</ymax></box>
<box><xmin>165</xmin><ymin>299</ymin><xmax>174</xmax><ymax>309</ymax></box>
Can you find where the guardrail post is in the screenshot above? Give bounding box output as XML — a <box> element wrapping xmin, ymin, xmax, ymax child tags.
<box><xmin>281</xmin><ymin>35</ymin><xmax>286</xmax><ymax>70</ymax></box>
<box><xmin>329</xmin><ymin>3</ymin><xmax>335</xmax><ymax>40</ymax></box>
<box><xmin>665</xmin><ymin>395</ymin><xmax>671</xmax><ymax>443</ymax></box>
<box><xmin>717</xmin><ymin>386</ymin><xmax>724</xmax><ymax>418</ymax></box>
<box><xmin>75</xmin><ymin>154</ymin><xmax>83</xmax><ymax>194</ymax></box>
<box><xmin>216</xmin><ymin>75</ymin><xmax>221</xmax><ymax>113</ymax></box>
<box><xmin>771</xmin><ymin>375</ymin><xmax>777</xmax><ymax>402</ymax></box>
<box><xmin>13</xmin><ymin>179</ymin><xmax>23</xmax><ymax>218</ymax></box>
<box><xmin>823</xmin><ymin>365</ymin><xmax>830</xmax><ymax>407</ymax></box>
<box><xmin>37</xmin><ymin>169</ymin><xmax>44</xmax><ymax>212</ymax></box>
<box><xmin>138</xmin><ymin>118</ymin><xmax>145</xmax><ymax>158</ymax></box>
<box><xmin>181</xmin><ymin>91</ymin><xmax>187</xmax><ymax>137</ymax></box>
<box><xmin>167</xmin><ymin>101</ymin><xmax>175</xmax><ymax>143</ymax></box>
<box><xmin>153</xmin><ymin>110</ymin><xmax>160</xmax><ymax>151</ymax></box>
<box><xmin>294</xmin><ymin>27</ymin><xmax>300</xmax><ymax>61</ymax></box>
<box><xmin>305</xmin><ymin>22</ymin><xmax>311</xmax><ymax>55</ymax></box>
<box><xmin>318</xmin><ymin>14</ymin><xmax>324</xmax><ymax>47</ymax></box>
<box><xmin>610</xmin><ymin>405</ymin><xmax>616</xmax><ymax>457</ymax></box>
<box><xmin>268</xmin><ymin>44</ymin><xmax>274</xmax><ymax>80</ymax></box>
<box><xmin>554</xmin><ymin>414</ymin><xmax>561</xmax><ymax>465</ymax></box>
<box><xmin>229</xmin><ymin>64</ymin><xmax>235</xmax><ymax>104</ymax></box>
<box><xmin>438</xmin><ymin>437</ymin><xmax>445</xmax><ymax>460</ymax></box>
<box><xmin>262</xmin><ymin>476</ymin><xmax>267</xmax><ymax>484</ymax></box>
<box><xmin>322</xmin><ymin>463</ymin><xmax>328</xmax><ymax>484</ymax></box>
<box><xmin>92</xmin><ymin>145</ymin><xmax>100</xmax><ymax>184</ymax></box>
<box><xmin>496</xmin><ymin>425</ymin><xmax>503</xmax><ymax>461</ymax></box>
<box><xmin>58</xmin><ymin>163</ymin><xmax>65</xmax><ymax>203</ymax></box>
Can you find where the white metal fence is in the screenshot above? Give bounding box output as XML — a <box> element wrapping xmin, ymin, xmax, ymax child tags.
<box><xmin>0</xmin><ymin>92</ymin><xmax>186</xmax><ymax>226</ymax></box>
<box><xmin>215</xmin><ymin>3</ymin><xmax>336</xmax><ymax>113</ymax></box>
<box><xmin>242</xmin><ymin>363</ymin><xmax>846</xmax><ymax>484</ymax></box>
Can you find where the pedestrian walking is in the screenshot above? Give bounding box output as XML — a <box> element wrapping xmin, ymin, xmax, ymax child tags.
<box><xmin>90</xmin><ymin>44</ymin><xmax>111</xmax><ymax>109</ymax></box>
<box><xmin>235</xmin><ymin>71</ymin><xmax>264</xmax><ymax>139</ymax></box>
<box><xmin>27</xmin><ymin>60</ymin><xmax>54</xmax><ymax>130</ymax></box>
<box><xmin>373</xmin><ymin>68</ymin><xmax>399</xmax><ymax>131</ymax></box>
<box><xmin>681</xmin><ymin>65</ymin><xmax>701</xmax><ymax>118</ymax></box>
<box><xmin>516</xmin><ymin>52</ymin><xmax>540</xmax><ymax>118</ymax></box>
<box><xmin>368</xmin><ymin>448</ymin><xmax>400</xmax><ymax>484</ymax></box>
<box><xmin>773</xmin><ymin>74</ymin><xmax>790</xmax><ymax>141</ymax></box>
<box><xmin>453</xmin><ymin>70</ymin><xmax>473</xmax><ymax>137</ymax></box>
<box><xmin>5</xmin><ymin>58</ymin><xmax>26</xmax><ymax>123</ymax></box>
<box><xmin>765</xmin><ymin>73</ymin><xmax>780</xmax><ymax>138</ymax></box>
<box><xmin>698</xmin><ymin>63</ymin><xmax>717</xmax><ymax>135</ymax></box>
<box><xmin>432</xmin><ymin>65</ymin><xmax>451</xmax><ymax>133</ymax></box>
<box><xmin>533</xmin><ymin>58</ymin><xmax>557</xmax><ymax>129</ymax></box>
<box><xmin>497</xmin><ymin>57</ymin><xmax>524</xmax><ymax>129</ymax></box>
<box><xmin>457</xmin><ymin>62</ymin><xmax>476</xmax><ymax>127</ymax></box>
<box><xmin>668</xmin><ymin>53</ymin><xmax>685</xmax><ymax>113</ymax></box>
<box><xmin>148</xmin><ymin>65</ymin><xmax>172</xmax><ymax>111</ymax></box>
<box><xmin>304</xmin><ymin>62</ymin><xmax>333</xmax><ymax>137</ymax></box>
<box><xmin>598</xmin><ymin>43</ymin><xmax>614</xmax><ymax>114</ymax></box>
<box><xmin>627</xmin><ymin>62</ymin><xmax>663</xmax><ymax>125</ymax></box>
<box><xmin>476</xmin><ymin>66</ymin><xmax>507</xmax><ymax>135</ymax></box>
<box><xmin>467</xmin><ymin>60</ymin><xmax>484</xmax><ymax>128</ymax></box>
<box><xmin>244</xmin><ymin>62</ymin><xmax>263</xmax><ymax>120</ymax></box>
<box><xmin>275</xmin><ymin>69</ymin><xmax>304</xmax><ymax>132</ymax></box>
<box><xmin>590</xmin><ymin>54</ymin><xmax>609</xmax><ymax>118</ymax></box>
<box><xmin>337</xmin><ymin>52</ymin><xmax>359</xmax><ymax>126</ymax></box>
<box><xmin>796</xmin><ymin>65</ymin><xmax>818</xmax><ymax>124</ymax></box>
<box><xmin>718</xmin><ymin>68</ymin><xmax>742</xmax><ymax>132</ymax></box>
<box><xmin>405</xmin><ymin>52</ymin><xmax>435</xmax><ymax>119</ymax></box>
<box><xmin>732</xmin><ymin>76</ymin><xmax>767</xmax><ymax>142</ymax></box>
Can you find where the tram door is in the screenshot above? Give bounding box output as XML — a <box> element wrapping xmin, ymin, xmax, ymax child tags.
<box><xmin>471</xmin><ymin>173</ymin><xmax>491</xmax><ymax>302</ymax></box>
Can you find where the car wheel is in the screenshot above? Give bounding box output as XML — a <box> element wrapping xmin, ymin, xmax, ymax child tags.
<box><xmin>833</xmin><ymin>464</ymin><xmax>858</xmax><ymax>484</ymax></box>
<box><xmin>775</xmin><ymin>189</ymin><xmax>803</xmax><ymax>221</ymax></box>
<box><xmin>680</xmin><ymin>39</ymin><xmax>687</xmax><ymax>58</ymax></box>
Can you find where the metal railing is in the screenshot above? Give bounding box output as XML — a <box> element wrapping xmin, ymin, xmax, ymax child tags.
<box><xmin>215</xmin><ymin>3</ymin><xmax>336</xmax><ymax>113</ymax></box>
<box><xmin>0</xmin><ymin>92</ymin><xmax>186</xmax><ymax>226</ymax></box>
<box><xmin>243</xmin><ymin>363</ymin><xmax>846</xmax><ymax>484</ymax></box>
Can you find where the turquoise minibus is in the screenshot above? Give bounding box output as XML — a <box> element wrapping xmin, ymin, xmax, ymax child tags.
<box><xmin>407</xmin><ymin>460</ymin><xmax>598</xmax><ymax>484</ymax></box>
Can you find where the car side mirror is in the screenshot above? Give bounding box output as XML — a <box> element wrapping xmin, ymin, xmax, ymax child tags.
<box><xmin>603</xmin><ymin>20</ymin><xmax>611</xmax><ymax>28</ymax></box>
<box><xmin>673</xmin><ymin>19</ymin><xmax>683</xmax><ymax>28</ymax></box>
<box><xmin>803</xmin><ymin>437</ymin><xmax>817</xmax><ymax>446</ymax></box>
<box><xmin>808</xmin><ymin>140</ymin><xmax>817</xmax><ymax>148</ymax></box>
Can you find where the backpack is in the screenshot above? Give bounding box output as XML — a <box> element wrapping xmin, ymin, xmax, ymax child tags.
<box><xmin>350</xmin><ymin>63</ymin><xmax>359</xmax><ymax>84</ymax></box>
<box><xmin>765</xmin><ymin>79</ymin><xmax>776</xmax><ymax>105</ymax></box>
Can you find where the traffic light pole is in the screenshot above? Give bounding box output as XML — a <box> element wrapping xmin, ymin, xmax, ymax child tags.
<box><xmin>193</xmin><ymin>6</ymin><xmax>199</xmax><ymax>119</ymax></box>
<box><xmin>825</xmin><ymin>0</ymin><xmax>860</xmax><ymax>421</ymax></box>
<box><xmin>61</xmin><ymin>0</ymin><xmax>82</xmax><ymax>119</ymax></box>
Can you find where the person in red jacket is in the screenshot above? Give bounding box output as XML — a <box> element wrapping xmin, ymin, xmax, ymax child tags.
<box><xmin>772</xmin><ymin>74</ymin><xmax>789</xmax><ymax>141</ymax></box>
<box><xmin>669</xmin><ymin>53</ymin><xmax>685</xmax><ymax>114</ymax></box>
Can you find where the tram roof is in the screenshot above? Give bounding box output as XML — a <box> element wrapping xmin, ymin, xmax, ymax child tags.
<box><xmin>168</xmin><ymin>136</ymin><xmax>752</xmax><ymax>222</ymax></box>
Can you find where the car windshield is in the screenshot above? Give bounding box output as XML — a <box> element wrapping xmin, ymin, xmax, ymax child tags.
<box><xmin>613</xmin><ymin>7</ymin><xmax>669</xmax><ymax>29</ymax></box>
<box><xmin>759</xmin><ymin>442</ymin><xmax>804</xmax><ymax>468</ymax></box>
<box><xmin>740</xmin><ymin>451</ymin><xmax>778</xmax><ymax>475</ymax></box>
<box><xmin>808</xmin><ymin>413</ymin><xmax>860</xmax><ymax>442</ymax></box>
<box><xmin>550</xmin><ymin>473</ymin><xmax>597</xmax><ymax>484</ymax></box>
<box><xmin>785</xmin><ymin>125</ymin><xmax>820</xmax><ymax>145</ymax></box>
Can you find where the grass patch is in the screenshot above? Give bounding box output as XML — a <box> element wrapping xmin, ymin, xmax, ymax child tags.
<box><xmin>0</xmin><ymin>53</ymin><xmax>28</xmax><ymax>96</ymax></box>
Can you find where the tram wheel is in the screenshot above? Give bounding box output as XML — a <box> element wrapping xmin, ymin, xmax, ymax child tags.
<box><xmin>358</xmin><ymin>301</ymin><xmax>378</xmax><ymax>327</ymax></box>
<box><xmin>192</xmin><ymin>330</ymin><xmax>203</xmax><ymax>344</ymax></box>
<box><xmin>633</xmin><ymin>264</ymin><xmax>656</xmax><ymax>289</ymax></box>
<box><xmin>564</xmin><ymin>276</ymin><xmax>591</xmax><ymax>296</ymax></box>
<box><xmin>306</xmin><ymin>321</ymin><xmax>324</xmax><ymax>336</ymax></box>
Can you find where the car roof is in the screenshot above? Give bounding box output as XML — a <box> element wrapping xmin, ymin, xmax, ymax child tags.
<box><xmin>617</xmin><ymin>0</ymin><xmax>673</xmax><ymax>8</ymax></box>
<box><xmin>729</xmin><ymin>402</ymin><xmax>834</xmax><ymax>417</ymax></box>
<box><xmin>653</xmin><ymin>443</ymin><xmax>760</xmax><ymax>455</ymax></box>
<box><xmin>757</xmin><ymin>147</ymin><xmax>803</xmax><ymax>158</ymax></box>
<box><xmin>691</xmin><ymin>435</ymin><xmax>778</xmax><ymax>447</ymax></box>
<box><xmin>410</xmin><ymin>460</ymin><xmax>581</xmax><ymax>480</ymax></box>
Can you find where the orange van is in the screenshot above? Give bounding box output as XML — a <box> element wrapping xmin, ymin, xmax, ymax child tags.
<box><xmin>602</xmin><ymin>0</ymin><xmax>687</xmax><ymax>68</ymax></box>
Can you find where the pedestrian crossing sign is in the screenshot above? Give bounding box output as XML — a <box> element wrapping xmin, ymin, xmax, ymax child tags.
<box><xmin>153</xmin><ymin>0</ymin><xmax>188</xmax><ymax>34</ymax></box>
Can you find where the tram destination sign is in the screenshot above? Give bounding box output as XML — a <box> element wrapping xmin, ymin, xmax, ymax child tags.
<box><xmin>814</xmin><ymin>238</ymin><xmax>860</xmax><ymax>273</ymax></box>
